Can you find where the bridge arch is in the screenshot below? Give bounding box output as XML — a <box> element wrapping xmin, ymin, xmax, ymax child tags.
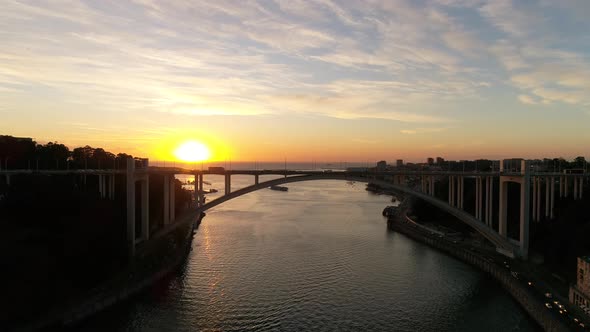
<box><xmin>196</xmin><ymin>174</ymin><xmax>516</xmax><ymax>256</ymax></box>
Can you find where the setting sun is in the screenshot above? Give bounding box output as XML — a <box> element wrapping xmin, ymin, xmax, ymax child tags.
<box><xmin>174</xmin><ymin>141</ymin><xmax>211</xmax><ymax>162</ymax></box>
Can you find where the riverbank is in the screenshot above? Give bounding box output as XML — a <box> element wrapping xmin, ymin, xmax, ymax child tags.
<box><xmin>387</xmin><ymin>212</ymin><xmax>571</xmax><ymax>332</ymax></box>
<box><xmin>16</xmin><ymin>210</ymin><xmax>204</xmax><ymax>332</ymax></box>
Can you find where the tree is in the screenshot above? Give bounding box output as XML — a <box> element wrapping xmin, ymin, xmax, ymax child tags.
<box><xmin>574</xmin><ymin>156</ymin><xmax>586</xmax><ymax>169</ymax></box>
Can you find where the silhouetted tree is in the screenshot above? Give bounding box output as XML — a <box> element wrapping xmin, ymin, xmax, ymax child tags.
<box><xmin>36</xmin><ymin>142</ymin><xmax>70</xmax><ymax>169</ymax></box>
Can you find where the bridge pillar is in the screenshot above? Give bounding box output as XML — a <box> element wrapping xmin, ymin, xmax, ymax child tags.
<box><xmin>545</xmin><ymin>177</ymin><xmax>550</xmax><ymax>218</ymax></box>
<box><xmin>198</xmin><ymin>173</ymin><xmax>204</xmax><ymax>207</ymax></box>
<box><xmin>477</xmin><ymin>176</ymin><xmax>484</xmax><ymax>221</ymax></box>
<box><xmin>499</xmin><ymin>178</ymin><xmax>508</xmax><ymax>237</ymax></box>
<box><xmin>225</xmin><ymin>174</ymin><xmax>231</xmax><ymax>195</ymax></box>
<box><xmin>559</xmin><ymin>176</ymin><xmax>563</xmax><ymax>198</ymax></box>
<box><xmin>126</xmin><ymin>158</ymin><xmax>136</xmax><ymax>258</ymax></box>
<box><xmin>98</xmin><ymin>175</ymin><xmax>102</xmax><ymax>198</ymax></box>
<box><xmin>536</xmin><ymin>177</ymin><xmax>541</xmax><ymax>221</ymax></box>
<box><xmin>459</xmin><ymin>176</ymin><xmax>464</xmax><ymax>209</ymax></box>
<box><xmin>109</xmin><ymin>175</ymin><xmax>115</xmax><ymax>200</ymax></box>
<box><xmin>533</xmin><ymin>176</ymin><xmax>538</xmax><ymax>221</ymax></box>
<box><xmin>198</xmin><ymin>174</ymin><xmax>201</xmax><ymax>207</ymax></box>
<box><xmin>141</xmin><ymin>175</ymin><xmax>149</xmax><ymax>241</ymax></box>
<box><xmin>475</xmin><ymin>177</ymin><xmax>480</xmax><ymax>220</ymax></box>
<box><xmin>521</xmin><ymin>172</ymin><xmax>531</xmax><ymax>259</ymax></box>
<box><xmin>488</xmin><ymin>176</ymin><xmax>494</xmax><ymax>226</ymax></box>
<box><xmin>255</xmin><ymin>174</ymin><xmax>259</xmax><ymax>185</ymax></box>
<box><xmin>550</xmin><ymin>176</ymin><xmax>555</xmax><ymax>219</ymax></box>
<box><xmin>169</xmin><ymin>176</ymin><xmax>175</xmax><ymax>222</ymax></box>
<box><xmin>565</xmin><ymin>176</ymin><xmax>569</xmax><ymax>198</ymax></box>
<box><xmin>430</xmin><ymin>176</ymin><xmax>435</xmax><ymax>196</ymax></box>
<box><xmin>163</xmin><ymin>175</ymin><xmax>170</xmax><ymax>225</ymax></box>
<box><xmin>574</xmin><ymin>177</ymin><xmax>579</xmax><ymax>200</ymax></box>
<box><xmin>498</xmin><ymin>166</ymin><xmax>530</xmax><ymax>259</ymax></box>
<box><xmin>5</xmin><ymin>174</ymin><xmax>10</xmax><ymax>186</ymax></box>
<box><xmin>580</xmin><ymin>176</ymin><xmax>584</xmax><ymax>199</ymax></box>
<box><xmin>448</xmin><ymin>176</ymin><xmax>452</xmax><ymax>205</ymax></box>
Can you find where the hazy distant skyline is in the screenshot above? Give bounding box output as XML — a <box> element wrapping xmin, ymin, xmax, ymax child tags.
<box><xmin>1</xmin><ymin>1</ymin><xmax>589</xmax><ymax>162</ymax></box>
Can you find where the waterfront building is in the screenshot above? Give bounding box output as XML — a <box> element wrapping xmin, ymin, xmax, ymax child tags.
<box><xmin>570</xmin><ymin>256</ymin><xmax>590</xmax><ymax>309</ymax></box>
<box><xmin>396</xmin><ymin>159</ymin><xmax>403</xmax><ymax>167</ymax></box>
<box><xmin>436</xmin><ymin>157</ymin><xmax>444</xmax><ymax>164</ymax></box>
<box><xmin>427</xmin><ymin>158</ymin><xmax>434</xmax><ymax>165</ymax></box>
<box><xmin>376</xmin><ymin>160</ymin><xmax>387</xmax><ymax>170</ymax></box>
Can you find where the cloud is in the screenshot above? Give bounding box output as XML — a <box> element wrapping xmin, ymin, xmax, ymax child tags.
<box><xmin>400</xmin><ymin>127</ymin><xmax>449</xmax><ymax>135</ymax></box>
<box><xmin>518</xmin><ymin>95</ymin><xmax>538</xmax><ymax>105</ymax></box>
<box><xmin>1</xmin><ymin>0</ymin><xmax>589</xmax><ymax>128</ymax></box>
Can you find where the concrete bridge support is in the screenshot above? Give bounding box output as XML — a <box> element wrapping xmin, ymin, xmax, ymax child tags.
<box><xmin>225</xmin><ymin>174</ymin><xmax>231</xmax><ymax>195</ymax></box>
<box><xmin>98</xmin><ymin>175</ymin><xmax>115</xmax><ymax>200</ymax></box>
<box><xmin>574</xmin><ymin>177</ymin><xmax>579</xmax><ymax>200</ymax></box>
<box><xmin>475</xmin><ymin>177</ymin><xmax>481</xmax><ymax>220</ymax></box>
<box><xmin>5</xmin><ymin>174</ymin><xmax>10</xmax><ymax>186</ymax></box>
<box><xmin>254</xmin><ymin>174</ymin><xmax>259</xmax><ymax>185</ymax></box>
<box><xmin>559</xmin><ymin>176</ymin><xmax>563</xmax><ymax>198</ymax></box>
<box><xmin>580</xmin><ymin>176</ymin><xmax>584</xmax><ymax>199</ymax></box>
<box><xmin>126</xmin><ymin>158</ymin><xmax>150</xmax><ymax>258</ymax></box>
<box><xmin>163</xmin><ymin>175</ymin><xmax>170</xmax><ymax>225</ymax></box>
<box><xmin>193</xmin><ymin>174</ymin><xmax>198</xmax><ymax>207</ymax></box>
<box><xmin>498</xmin><ymin>162</ymin><xmax>530</xmax><ymax>259</ymax></box>
<box><xmin>533</xmin><ymin>176</ymin><xmax>538</xmax><ymax>221</ymax></box>
<box><xmin>488</xmin><ymin>176</ymin><xmax>494</xmax><ymax>227</ymax></box>
<box><xmin>169</xmin><ymin>176</ymin><xmax>175</xmax><ymax>222</ymax></box>
<box><xmin>545</xmin><ymin>177</ymin><xmax>550</xmax><ymax>218</ymax></box>
<box><xmin>458</xmin><ymin>176</ymin><xmax>464</xmax><ymax>210</ymax></box>
<box><xmin>448</xmin><ymin>176</ymin><xmax>453</xmax><ymax>206</ymax></box>
<box><xmin>141</xmin><ymin>176</ymin><xmax>149</xmax><ymax>241</ymax></box>
<box><xmin>109</xmin><ymin>175</ymin><xmax>115</xmax><ymax>200</ymax></box>
<box><xmin>536</xmin><ymin>177</ymin><xmax>541</xmax><ymax>221</ymax></box>
<box><xmin>162</xmin><ymin>175</ymin><xmax>176</xmax><ymax>224</ymax></box>
<box><xmin>550</xmin><ymin>177</ymin><xmax>555</xmax><ymax>219</ymax></box>
<box><xmin>429</xmin><ymin>176</ymin><xmax>435</xmax><ymax>196</ymax></box>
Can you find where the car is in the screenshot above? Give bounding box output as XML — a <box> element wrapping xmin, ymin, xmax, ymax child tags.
<box><xmin>545</xmin><ymin>303</ymin><xmax>553</xmax><ymax>309</ymax></box>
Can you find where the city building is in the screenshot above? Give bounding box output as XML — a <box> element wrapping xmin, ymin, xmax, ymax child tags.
<box><xmin>427</xmin><ymin>158</ymin><xmax>434</xmax><ymax>165</ymax></box>
<box><xmin>376</xmin><ymin>160</ymin><xmax>387</xmax><ymax>170</ymax></box>
<box><xmin>436</xmin><ymin>157</ymin><xmax>444</xmax><ymax>164</ymax></box>
<box><xmin>396</xmin><ymin>159</ymin><xmax>403</xmax><ymax>167</ymax></box>
<box><xmin>570</xmin><ymin>256</ymin><xmax>590</xmax><ymax>310</ymax></box>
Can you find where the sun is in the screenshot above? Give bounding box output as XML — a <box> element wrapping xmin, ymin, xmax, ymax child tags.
<box><xmin>174</xmin><ymin>141</ymin><xmax>211</xmax><ymax>162</ymax></box>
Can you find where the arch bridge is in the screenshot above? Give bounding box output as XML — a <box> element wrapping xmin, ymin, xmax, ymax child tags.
<box><xmin>2</xmin><ymin>159</ymin><xmax>587</xmax><ymax>260</ymax></box>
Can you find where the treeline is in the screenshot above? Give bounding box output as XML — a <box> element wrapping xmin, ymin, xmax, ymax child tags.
<box><xmin>0</xmin><ymin>135</ymin><xmax>134</xmax><ymax>170</ymax></box>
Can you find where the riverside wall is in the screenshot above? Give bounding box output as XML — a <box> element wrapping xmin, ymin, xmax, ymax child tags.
<box><xmin>388</xmin><ymin>214</ymin><xmax>571</xmax><ymax>332</ymax></box>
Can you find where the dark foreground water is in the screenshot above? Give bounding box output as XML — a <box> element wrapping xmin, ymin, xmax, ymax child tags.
<box><xmin>76</xmin><ymin>177</ymin><xmax>537</xmax><ymax>331</ymax></box>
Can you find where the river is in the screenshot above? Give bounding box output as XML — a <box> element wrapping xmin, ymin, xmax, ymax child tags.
<box><xmin>75</xmin><ymin>175</ymin><xmax>537</xmax><ymax>331</ymax></box>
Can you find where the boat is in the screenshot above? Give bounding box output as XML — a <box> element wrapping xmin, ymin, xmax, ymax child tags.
<box><xmin>269</xmin><ymin>185</ymin><xmax>288</xmax><ymax>192</ymax></box>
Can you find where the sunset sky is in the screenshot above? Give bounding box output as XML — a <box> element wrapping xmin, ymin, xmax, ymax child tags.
<box><xmin>1</xmin><ymin>0</ymin><xmax>589</xmax><ymax>162</ymax></box>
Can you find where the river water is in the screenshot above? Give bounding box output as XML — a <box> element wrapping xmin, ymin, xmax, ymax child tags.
<box><xmin>77</xmin><ymin>176</ymin><xmax>537</xmax><ymax>331</ymax></box>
